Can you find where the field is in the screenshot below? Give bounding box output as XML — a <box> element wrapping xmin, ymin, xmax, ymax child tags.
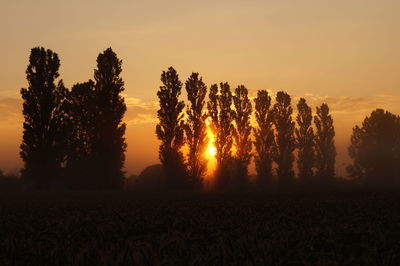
<box><xmin>1</xmin><ymin>190</ymin><xmax>400</xmax><ymax>265</ymax></box>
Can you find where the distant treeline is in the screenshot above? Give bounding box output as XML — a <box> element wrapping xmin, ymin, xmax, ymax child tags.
<box><xmin>156</xmin><ymin>68</ymin><xmax>336</xmax><ymax>190</ymax></box>
<box><xmin>156</xmin><ymin>68</ymin><xmax>400</xmax><ymax>190</ymax></box>
<box><xmin>8</xmin><ymin>47</ymin><xmax>400</xmax><ymax>190</ymax></box>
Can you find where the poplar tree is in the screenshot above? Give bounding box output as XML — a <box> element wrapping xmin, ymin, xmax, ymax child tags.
<box><xmin>232</xmin><ymin>85</ymin><xmax>252</xmax><ymax>185</ymax></box>
<box><xmin>184</xmin><ymin>72</ymin><xmax>208</xmax><ymax>189</ymax></box>
<box><xmin>156</xmin><ymin>67</ymin><xmax>187</xmax><ymax>188</ymax></box>
<box><xmin>67</xmin><ymin>80</ymin><xmax>96</xmax><ymax>188</ymax></box>
<box><xmin>20</xmin><ymin>47</ymin><xmax>69</xmax><ymax>188</ymax></box>
<box><xmin>314</xmin><ymin>103</ymin><xmax>336</xmax><ymax>180</ymax></box>
<box><xmin>253</xmin><ymin>90</ymin><xmax>275</xmax><ymax>185</ymax></box>
<box><xmin>272</xmin><ymin>91</ymin><xmax>295</xmax><ymax>184</ymax></box>
<box><xmin>295</xmin><ymin>98</ymin><xmax>315</xmax><ymax>183</ymax></box>
<box><xmin>207</xmin><ymin>82</ymin><xmax>235</xmax><ymax>189</ymax></box>
<box><xmin>92</xmin><ymin>48</ymin><xmax>127</xmax><ymax>189</ymax></box>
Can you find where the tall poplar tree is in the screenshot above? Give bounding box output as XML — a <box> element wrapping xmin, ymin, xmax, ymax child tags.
<box><xmin>314</xmin><ymin>103</ymin><xmax>336</xmax><ymax>180</ymax></box>
<box><xmin>295</xmin><ymin>98</ymin><xmax>315</xmax><ymax>183</ymax></box>
<box><xmin>20</xmin><ymin>47</ymin><xmax>69</xmax><ymax>188</ymax></box>
<box><xmin>67</xmin><ymin>80</ymin><xmax>96</xmax><ymax>189</ymax></box>
<box><xmin>272</xmin><ymin>91</ymin><xmax>295</xmax><ymax>184</ymax></box>
<box><xmin>92</xmin><ymin>48</ymin><xmax>127</xmax><ymax>189</ymax></box>
<box><xmin>156</xmin><ymin>67</ymin><xmax>187</xmax><ymax>188</ymax></box>
<box><xmin>184</xmin><ymin>72</ymin><xmax>208</xmax><ymax>189</ymax></box>
<box><xmin>253</xmin><ymin>90</ymin><xmax>275</xmax><ymax>185</ymax></box>
<box><xmin>207</xmin><ymin>82</ymin><xmax>235</xmax><ymax>189</ymax></box>
<box><xmin>232</xmin><ymin>85</ymin><xmax>252</xmax><ymax>185</ymax></box>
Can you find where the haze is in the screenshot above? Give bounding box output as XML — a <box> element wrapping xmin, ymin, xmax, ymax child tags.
<box><xmin>1</xmin><ymin>0</ymin><xmax>399</xmax><ymax>176</ymax></box>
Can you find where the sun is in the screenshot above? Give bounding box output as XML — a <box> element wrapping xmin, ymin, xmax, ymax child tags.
<box><xmin>207</xmin><ymin>146</ymin><xmax>217</xmax><ymax>157</ymax></box>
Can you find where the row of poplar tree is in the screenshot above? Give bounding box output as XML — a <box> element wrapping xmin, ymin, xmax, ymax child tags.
<box><xmin>20</xmin><ymin>47</ymin><xmax>127</xmax><ymax>189</ymax></box>
<box><xmin>156</xmin><ymin>67</ymin><xmax>336</xmax><ymax>189</ymax></box>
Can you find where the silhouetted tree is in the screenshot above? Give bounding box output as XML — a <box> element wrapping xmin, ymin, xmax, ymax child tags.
<box><xmin>66</xmin><ymin>80</ymin><xmax>96</xmax><ymax>189</ymax></box>
<box><xmin>207</xmin><ymin>82</ymin><xmax>235</xmax><ymax>189</ymax></box>
<box><xmin>92</xmin><ymin>48</ymin><xmax>127</xmax><ymax>189</ymax></box>
<box><xmin>232</xmin><ymin>85</ymin><xmax>252</xmax><ymax>187</ymax></box>
<box><xmin>253</xmin><ymin>90</ymin><xmax>275</xmax><ymax>186</ymax></box>
<box><xmin>20</xmin><ymin>47</ymin><xmax>69</xmax><ymax>189</ymax></box>
<box><xmin>184</xmin><ymin>73</ymin><xmax>208</xmax><ymax>189</ymax></box>
<box><xmin>295</xmin><ymin>98</ymin><xmax>315</xmax><ymax>183</ymax></box>
<box><xmin>156</xmin><ymin>67</ymin><xmax>187</xmax><ymax>188</ymax></box>
<box><xmin>314</xmin><ymin>103</ymin><xmax>336</xmax><ymax>180</ymax></box>
<box><xmin>347</xmin><ymin>109</ymin><xmax>400</xmax><ymax>186</ymax></box>
<box><xmin>272</xmin><ymin>91</ymin><xmax>295</xmax><ymax>184</ymax></box>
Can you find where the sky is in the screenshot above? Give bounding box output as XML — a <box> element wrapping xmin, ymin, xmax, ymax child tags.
<box><xmin>0</xmin><ymin>0</ymin><xmax>399</xmax><ymax>176</ymax></box>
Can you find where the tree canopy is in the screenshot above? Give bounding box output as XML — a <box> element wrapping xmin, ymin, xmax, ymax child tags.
<box><xmin>348</xmin><ymin>109</ymin><xmax>400</xmax><ymax>186</ymax></box>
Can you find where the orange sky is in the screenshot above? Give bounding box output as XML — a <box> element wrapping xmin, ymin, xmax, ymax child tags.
<box><xmin>0</xmin><ymin>0</ymin><xmax>399</xmax><ymax>176</ymax></box>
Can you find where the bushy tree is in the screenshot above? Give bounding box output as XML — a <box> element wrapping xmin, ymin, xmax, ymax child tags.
<box><xmin>253</xmin><ymin>90</ymin><xmax>275</xmax><ymax>185</ymax></box>
<box><xmin>347</xmin><ymin>109</ymin><xmax>400</xmax><ymax>185</ymax></box>
<box><xmin>20</xmin><ymin>47</ymin><xmax>69</xmax><ymax>189</ymax></box>
<box><xmin>314</xmin><ymin>103</ymin><xmax>336</xmax><ymax>180</ymax></box>
<box><xmin>67</xmin><ymin>80</ymin><xmax>96</xmax><ymax>189</ymax></box>
<box><xmin>295</xmin><ymin>98</ymin><xmax>315</xmax><ymax>183</ymax></box>
<box><xmin>156</xmin><ymin>67</ymin><xmax>187</xmax><ymax>188</ymax></box>
<box><xmin>232</xmin><ymin>85</ymin><xmax>252</xmax><ymax>186</ymax></box>
<box><xmin>184</xmin><ymin>72</ymin><xmax>208</xmax><ymax>189</ymax></box>
<box><xmin>207</xmin><ymin>82</ymin><xmax>235</xmax><ymax>189</ymax></box>
<box><xmin>92</xmin><ymin>48</ymin><xmax>127</xmax><ymax>189</ymax></box>
<box><xmin>272</xmin><ymin>91</ymin><xmax>295</xmax><ymax>184</ymax></box>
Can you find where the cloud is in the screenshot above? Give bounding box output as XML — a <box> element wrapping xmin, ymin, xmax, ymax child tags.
<box><xmin>0</xmin><ymin>95</ymin><xmax>159</xmax><ymax>127</ymax></box>
<box><xmin>1</xmin><ymin>93</ymin><xmax>399</xmax><ymax>128</ymax></box>
<box><xmin>124</xmin><ymin>96</ymin><xmax>158</xmax><ymax>125</ymax></box>
<box><xmin>0</xmin><ymin>98</ymin><xmax>22</xmax><ymax>127</ymax></box>
<box><xmin>248</xmin><ymin>88</ymin><xmax>400</xmax><ymax>117</ymax></box>
<box><xmin>300</xmin><ymin>94</ymin><xmax>400</xmax><ymax>116</ymax></box>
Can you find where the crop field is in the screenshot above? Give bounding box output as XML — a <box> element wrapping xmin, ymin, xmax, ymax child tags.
<box><xmin>1</xmin><ymin>190</ymin><xmax>400</xmax><ymax>265</ymax></box>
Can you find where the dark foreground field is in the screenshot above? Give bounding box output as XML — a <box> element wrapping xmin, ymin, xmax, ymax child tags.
<box><xmin>1</xmin><ymin>190</ymin><xmax>400</xmax><ymax>265</ymax></box>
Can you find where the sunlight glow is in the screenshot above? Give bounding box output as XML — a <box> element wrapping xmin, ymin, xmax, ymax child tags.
<box><xmin>207</xmin><ymin>146</ymin><xmax>217</xmax><ymax>157</ymax></box>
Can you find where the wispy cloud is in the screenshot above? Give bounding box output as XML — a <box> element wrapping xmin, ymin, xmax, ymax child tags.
<box><xmin>297</xmin><ymin>94</ymin><xmax>400</xmax><ymax>115</ymax></box>
<box><xmin>0</xmin><ymin>93</ymin><xmax>398</xmax><ymax>128</ymax></box>
<box><xmin>248</xmin><ymin>88</ymin><xmax>400</xmax><ymax>117</ymax></box>
<box><xmin>124</xmin><ymin>96</ymin><xmax>158</xmax><ymax>125</ymax></box>
<box><xmin>0</xmin><ymin>98</ymin><xmax>22</xmax><ymax>126</ymax></box>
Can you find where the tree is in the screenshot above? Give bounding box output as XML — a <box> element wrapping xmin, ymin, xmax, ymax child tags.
<box><xmin>184</xmin><ymin>72</ymin><xmax>208</xmax><ymax>189</ymax></box>
<box><xmin>92</xmin><ymin>48</ymin><xmax>127</xmax><ymax>189</ymax></box>
<box><xmin>253</xmin><ymin>90</ymin><xmax>275</xmax><ymax>185</ymax></box>
<box><xmin>295</xmin><ymin>98</ymin><xmax>315</xmax><ymax>183</ymax></box>
<box><xmin>207</xmin><ymin>82</ymin><xmax>235</xmax><ymax>189</ymax></box>
<box><xmin>66</xmin><ymin>80</ymin><xmax>96</xmax><ymax>189</ymax></box>
<box><xmin>347</xmin><ymin>109</ymin><xmax>400</xmax><ymax>185</ymax></box>
<box><xmin>20</xmin><ymin>47</ymin><xmax>69</xmax><ymax>189</ymax></box>
<box><xmin>272</xmin><ymin>91</ymin><xmax>295</xmax><ymax>184</ymax></box>
<box><xmin>314</xmin><ymin>103</ymin><xmax>336</xmax><ymax>180</ymax></box>
<box><xmin>232</xmin><ymin>85</ymin><xmax>252</xmax><ymax>186</ymax></box>
<box><xmin>156</xmin><ymin>67</ymin><xmax>187</xmax><ymax>188</ymax></box>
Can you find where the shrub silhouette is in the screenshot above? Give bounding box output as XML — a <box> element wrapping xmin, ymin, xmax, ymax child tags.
<box><xmin>134</xmin><ymin>164</ymin><xmax>166</xmax><ymax>190</ymax></box>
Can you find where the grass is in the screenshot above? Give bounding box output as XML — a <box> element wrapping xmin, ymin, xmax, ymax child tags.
<box><xmin>0</xmin><ymin>190</ymin><xmax>400</xmax><ymax>265</ymax></box>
